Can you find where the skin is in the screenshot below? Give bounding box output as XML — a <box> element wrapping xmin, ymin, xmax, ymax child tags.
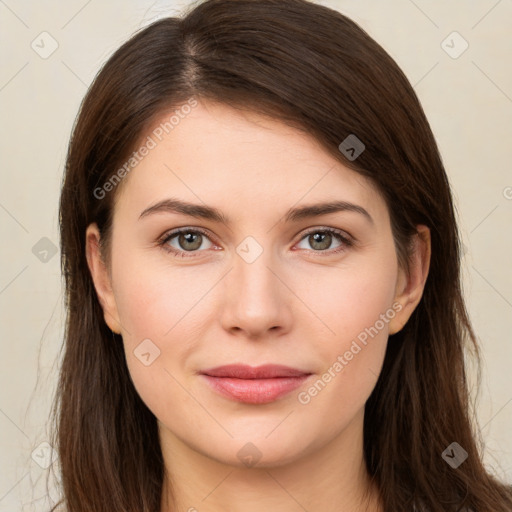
<box><xmin>86</xmin><ymin>99</ymin><xmax>430</xmax><ymax>512</ymax></box>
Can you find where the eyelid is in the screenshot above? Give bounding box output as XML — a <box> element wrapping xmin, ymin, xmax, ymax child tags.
<box><xmin>297</xmin><ymin>226</ymin><xmax>353</xmax><ymax>242</ymax></box>
<box><xmin>159</xmin><ymin>226</ymin><xmax>210</xmax><ymax>241</ymax></box>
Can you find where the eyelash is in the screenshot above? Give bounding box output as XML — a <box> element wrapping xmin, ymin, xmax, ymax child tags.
<box><xmin>157</xmin><ymin>227</ymin><xmax>354</xmax><ymax>258</ymax></box>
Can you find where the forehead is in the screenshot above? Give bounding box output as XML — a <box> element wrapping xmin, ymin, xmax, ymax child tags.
<box><xmin>113</xmin><ymin>100</ymin><xmax>386</xmax><ymax>224</ymax></box>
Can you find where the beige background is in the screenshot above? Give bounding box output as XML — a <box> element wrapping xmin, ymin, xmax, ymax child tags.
<box><xmin>0</xmin><ymin>0</ymin><xmax>511</xmax><ymax>510</ymax></box>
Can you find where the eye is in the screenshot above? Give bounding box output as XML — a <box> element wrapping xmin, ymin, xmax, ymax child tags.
<box><xmin>159</xmin><ymin>228</ymin><xmax>216</xmax><ymax>257</ymax></box>
<box><xmin>295</xmin><ymin>228</ymin><xmax>353</xmax><ymax>254</ymax></box>
<box><xmin>158</xmin><ymin>226</ymin><xmax>353</xmax><ymax>258</ymax></box>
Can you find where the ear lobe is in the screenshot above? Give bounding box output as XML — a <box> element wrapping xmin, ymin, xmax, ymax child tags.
<box><xmin>388</xmin><ymin>225</ymin><xmax>431</xmax><ymax>335</ymax></box>
<box><xmin>85</xmin><ymin>223</ymin><xmax>122</xmax><ymax>334</ymax></box>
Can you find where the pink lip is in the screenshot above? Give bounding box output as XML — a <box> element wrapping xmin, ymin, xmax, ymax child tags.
<box><xmin>200</xmin><ymin>364</ymin><xmax>312</xmax><ymax>404</ymax></box>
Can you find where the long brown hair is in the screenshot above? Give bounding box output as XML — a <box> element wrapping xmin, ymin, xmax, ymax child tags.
<box><xmin>52</xmin><ymin>0</ymin><xmax>512</xmax><ymax>510</ymax></box>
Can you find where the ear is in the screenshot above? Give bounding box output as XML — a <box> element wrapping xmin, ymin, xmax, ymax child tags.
<box><xmin>85</xmin><ymin>223</ymin><xmax>122</xmax><ymax>334</ymax></box>
<box><xmin>388</xmin><ymin>225</ymin><xmax>431</xmax><ymax>335</ymax></box>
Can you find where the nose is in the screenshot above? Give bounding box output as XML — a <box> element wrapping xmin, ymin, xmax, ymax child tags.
<box><xmin>219</xmin><ymin>246</ymin><xmax>293</xmax><ymax>339</ymax></box>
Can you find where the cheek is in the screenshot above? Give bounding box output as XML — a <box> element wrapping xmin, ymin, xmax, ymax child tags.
<box><xmin>113</xmin><ymin>265</ymin><xmax>203</xmax><ymax>423</ymax></box>
<box><xmin>292</xmin><ymin>250</ymin><xmax>397</xmax><ymax>414</ymax></box>
<box><xmin>292</xmin><ymin>247</ymin><xmax>398</xmax><ymax>346</ymax></box>
<box><xmin>110</xmin><ymin>251</ymin><xmax>222</xmax><ymax>409</ymax></box>
<box><xmin>112</xmin><ymin>250</ymin><xmax>220</xmax><ymax>341</ymax></box>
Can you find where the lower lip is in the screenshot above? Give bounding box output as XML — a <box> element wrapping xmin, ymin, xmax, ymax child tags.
<box><xmin>201</xmin><ymin>375</ymin><xmax>311</xmax><ymax>404</ymax></box>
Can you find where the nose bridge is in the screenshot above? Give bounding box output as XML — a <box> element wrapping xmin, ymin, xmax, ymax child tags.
<box><xmin>235</xmin><ymin>247</ymin><xmax>276</xmax><ymax>298</ymax></box>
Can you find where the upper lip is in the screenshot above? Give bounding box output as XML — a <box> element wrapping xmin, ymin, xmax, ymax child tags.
<box><xmin>200</xmin><ymin>364</ymin><xmax>311</xmax><ymax>379</ymax></box>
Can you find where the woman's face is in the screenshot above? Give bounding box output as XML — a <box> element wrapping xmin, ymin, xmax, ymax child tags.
<box><xmin>87</xmin><ymin>99</ymin><xmax>428</xmax><ymax>468</ymax></box>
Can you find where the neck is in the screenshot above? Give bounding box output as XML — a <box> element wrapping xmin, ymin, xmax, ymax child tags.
<box><xmin>159</xmin><ymin>409</ymin><xmax>383</xmax><ymax>512</ymax></box>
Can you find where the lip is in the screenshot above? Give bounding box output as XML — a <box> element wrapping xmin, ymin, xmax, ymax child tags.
<box><xmin>201</xmin><ymin>364</ymin><xmax>310</xmax><ymax>379</ymax></box>
<box><xmin>200</xmin><ymin>364</ymin><xmax>312</xmax><ymax>404</ymax></box>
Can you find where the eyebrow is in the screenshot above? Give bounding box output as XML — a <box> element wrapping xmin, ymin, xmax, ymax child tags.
<box><xmin>138</xmin><ymin>198</ymin><xmax>373</xmax><ymax>225</ymax></box>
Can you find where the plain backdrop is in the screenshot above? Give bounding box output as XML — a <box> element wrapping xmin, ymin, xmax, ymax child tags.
<box><xmin>0</xmin><ymin>0</ymin><xmax>511</xmax><ymax>510</ymax></box>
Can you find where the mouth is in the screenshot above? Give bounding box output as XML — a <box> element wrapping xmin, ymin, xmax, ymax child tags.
<box><xmin>199</xmin><ymin>364</ymin><xmax>313</xmax><ymax>404</ymax></box>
